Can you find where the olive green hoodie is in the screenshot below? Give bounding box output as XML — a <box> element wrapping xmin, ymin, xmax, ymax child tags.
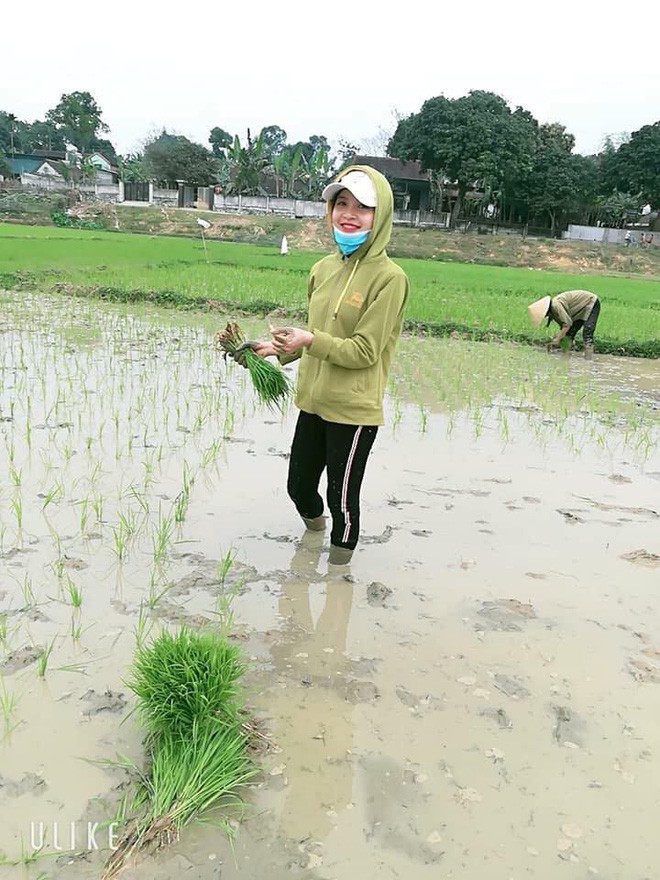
<box><xmin>291</xmin><ymin>165</ymin><xmax>409</xmax><ymax>426</ymax></box>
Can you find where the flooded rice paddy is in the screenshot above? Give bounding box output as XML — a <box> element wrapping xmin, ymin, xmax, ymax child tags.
<box><xmin>0</xmin><ymin>290</ymin><xmax>659</xmax><ymax>880</ymax></box>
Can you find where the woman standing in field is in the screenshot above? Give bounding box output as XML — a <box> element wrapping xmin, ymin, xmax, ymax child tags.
<box><xmin>235</xmin><ymin>165</ymin><xmax>409</xmax><ymax>566</ymax></box>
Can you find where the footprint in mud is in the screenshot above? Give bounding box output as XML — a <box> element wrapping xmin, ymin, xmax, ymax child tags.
<box><xmin>550</xmin><ymin>704</ymin><xmax>586</xmax><ymax>748</ymax></box>
<box><xmin>492</xmin><ymin>673</ymin><xmax>530</xmax><ymax>700</ymax></box>
<box><xmin>0</xmin><ymin>772</ymin><xmax>47</xmax><ymax>797</ymax></box>
<box><xmin>0</xmin><ymin>645</ymin><xmax>42</xmax><ymax>675</ymax></box>
<box><xmin>480</xmin><ymin>707</ymin><xmax>513</xmax><ymax>729</ymax></box>
<box><xmin>628</xmin><ymin>657</ymin><xmax>660</xmax><ymax>683</ymax></box>
<box><xmin>395</xmin><ymin>686</ymin><xmax>444</xmax><ymax>714</ymax></box>
<box><xmin>475</xmin><ymin>599</ymin><xmax>536</xmax><ymax>632</ymax></box>
<box><xmin>628</xmin><ymin>641</ymin><xmax>660</xmax><ymax>683</ymax></box>
<box><xmin>607</xmin><ymin>474</ymin><xmax>632</xmax><ymax>484</ymax></box>
<box><xmin>367</xmin><ymin>581</ymin><xmax>393</xmax><ymax>607</ymax></box>
<box><xmin>361</xmin><ymin>525</ymin><xmax>395</xmax><ymax>545</ymax></box>
<box><xmin>620</xmin><ymin>549</ymin><xmax>660</xmax><ymax>568</ymax></box>
<box><xmin>360</xmin><ymin>755</ymin><xmax>444</xmax><ymax>864</ymax></box>
<box><xmin>342</xmin><ymin>679</ymin><xmax>380</xmax><ymax>704</ymax></box>
<box><xmin>80</xmin><ymin>689</ymin><xmax>127</xmax><ymax>717</ymax></box>
<box><xmin>557</xmin><ymin>508</ymin><xmax>585</xmax><ymax>524</ymax></box>
<box><xmin>574</xmin><ymin>495</ymin><xmax>659</xmax><ymax>520</ymax></box>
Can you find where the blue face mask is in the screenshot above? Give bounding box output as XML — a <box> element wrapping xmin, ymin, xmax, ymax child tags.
<box><xmin>333</xmin><ymin>227</ymin><xmax>370</xmax><ymax>256</ymax></box>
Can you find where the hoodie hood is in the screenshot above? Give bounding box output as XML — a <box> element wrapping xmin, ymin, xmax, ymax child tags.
<box><xmin>325</xmin><ymin>164</ymin><xmax>394</xmax><ymax>260</ymax></box>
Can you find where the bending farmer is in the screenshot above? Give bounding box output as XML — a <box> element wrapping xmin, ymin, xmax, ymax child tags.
<box><xmin>233</xmin><ymin>166</ymin><xmax>410</xmax><ymax>566</ymax></box>
<box><xmin>528</xmin><ymin>290</ymin><xmax>601</xmax><ymax>359</ymax></box>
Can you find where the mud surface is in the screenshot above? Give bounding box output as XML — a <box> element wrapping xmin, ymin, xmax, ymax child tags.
<box><xmin>0</xmin><ymin>291</ymin><xmax>658</xmax><ymax>879</ymax></box>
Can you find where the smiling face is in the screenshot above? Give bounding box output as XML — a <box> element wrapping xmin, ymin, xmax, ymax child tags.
<box><xmin>331</xmin><ymin>189</ymin><xmax>375</xmax><ymax>233</ymax></box>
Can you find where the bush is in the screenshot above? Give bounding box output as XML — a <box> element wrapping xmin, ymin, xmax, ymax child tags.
<box><xmin>51</xmin><ymin>210</ymin><xmax>103</xmax><ymax>230</ymax></box>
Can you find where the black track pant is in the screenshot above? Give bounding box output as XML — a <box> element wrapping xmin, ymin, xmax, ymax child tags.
<box><xmin>287</xmin><ymin>411</ymin><xmax>378</xmax><ymax>550</ymax></box>
<box><xmin>567</xmin><ymin>299</ymin><xmax>601</xmax><ymax>345</ymax></box>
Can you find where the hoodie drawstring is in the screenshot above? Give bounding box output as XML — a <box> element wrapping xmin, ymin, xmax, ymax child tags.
<box><xmin>332</xmin><ymin>259</ymin><xmax>360</xmax><ymax>319</ymax></box>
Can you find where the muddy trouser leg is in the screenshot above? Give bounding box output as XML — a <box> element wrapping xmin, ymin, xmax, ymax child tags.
<box><xmin>582</xmin><ymin>299</ymin><xmax>600</xmax><ymax>345</ymax></box>
<box><xmin>566</xmin><ymin>320</ymin><xmax>584</xmax><ymax>342</ymax></box>
<box><xmin>325</xmin><ymin>422</ymin><xmax>378</xmax><ymax>551</ymax></box>
<box><xmin>287</xmin><ymin>411</ymin><xmax>327</xmax><ymax>520</ymax></box>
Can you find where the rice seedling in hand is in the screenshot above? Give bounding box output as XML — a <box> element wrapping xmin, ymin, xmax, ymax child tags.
<box><xmin>215</xmin><ymin>322</ymin><xmax>290</xmax><ymax>412</ymax></box>
<box><xmin>103</xmin><ymin>627</ymin><xmax>258</xmax><ymax>878</ymax></box>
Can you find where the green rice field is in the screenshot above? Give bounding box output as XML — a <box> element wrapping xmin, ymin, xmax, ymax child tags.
<box><xmin>1</xmin><ymin>223</ymin><xmax>658</xmax><ymax>357</ymax></box>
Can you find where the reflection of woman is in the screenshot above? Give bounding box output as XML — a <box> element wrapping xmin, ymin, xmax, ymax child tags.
<box><xmin>268</xmin><ymin>542</ymin><xmax>355</xmax><ymax>843</ymax></box>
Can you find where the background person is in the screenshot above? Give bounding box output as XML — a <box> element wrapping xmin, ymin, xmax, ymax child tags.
<box><xmin>527</xmin><ymin>290</ymin><xmax>601</xmax><ymax>359</ymax></box>
<box><xmin>234</xmin><ymin>166</ymin><xmax>410</xmax><ymax>566</ymax></box>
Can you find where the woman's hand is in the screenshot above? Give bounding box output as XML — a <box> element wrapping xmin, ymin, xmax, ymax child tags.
<box><xmin>232</xmin><ymin>339</ymin><xmax>277</xmax><ymax>366</ymax></box>
<box><xmin>270</xmin><ymin>326</ymin><xmax>313</xmax><ymax>354</ymax></box>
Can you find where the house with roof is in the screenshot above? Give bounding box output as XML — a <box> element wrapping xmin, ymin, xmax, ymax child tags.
<box><xmin>2</xmin><ymin>145</ymin><xmax>117</xmax><ymax>188</ymax></box>
<box><xmin>88</xmin><ymin>151</ymin><xmax>119</xmax><ymax>184</ymax></box>
<box><xmin>6</xmin><ymin>152</ymin><xmax>69</xmax><ymax>188</ymax></box>
<box><xmin>352</xmin><ymin>155</ymin><xmax>433</xmax><ymax>211</ymax></box>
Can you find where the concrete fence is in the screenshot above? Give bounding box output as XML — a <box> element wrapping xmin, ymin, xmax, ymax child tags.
<box><xmin>564</xmin><ymin>224</ymin><xmax>658</xmax><ymax>248</ymax></box>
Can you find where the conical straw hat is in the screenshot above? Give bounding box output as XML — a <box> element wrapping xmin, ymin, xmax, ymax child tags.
<box><xmin>527</xmin><ymin>296</ymin><xmax>551</xmax><ymax>329</ymax></box>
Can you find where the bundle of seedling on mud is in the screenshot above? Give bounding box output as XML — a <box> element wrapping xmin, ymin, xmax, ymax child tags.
<box><xmin>102</xmin><ymin>627</ymin><xmax>258</xmax><ymax>878</ymax></box>
<box><xmin>215</xmin><ymin>321</ymin><xmax>290</xmax><ymax>411</ymax></box>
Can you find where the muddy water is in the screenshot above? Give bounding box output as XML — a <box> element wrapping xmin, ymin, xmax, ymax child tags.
<box><xmin>0</xmin><ymin>292</ymin><xmax>658</xmax><ymax>880</ymax></box>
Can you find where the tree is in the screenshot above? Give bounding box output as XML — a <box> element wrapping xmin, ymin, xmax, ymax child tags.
<box><xmin>515</xmin><ymin>123</ymin><xmax>583</xmax><ymax>234</ymax></box>
<box><xmin>88</xmin><ymin>137</ymin><xmax>118</xmax><ymax>163</ymax></box>
<box><xmin>259</xmin><ymin>125</ymin><xmax>287</xmax><ymax>157</ymax></box>
<box><xmin>45</xmin><ymin>91</ymin><xmax>109</xmax><ymax>154</ymax></box>
<box><xmin>117</xmin><ymin>153</ymin><xmax>148</xmax><ymax>182</ymax></box>
<box><xmin>593</xmin><ymin>189</ymin><xmax>644</xmax><ymax>228</ymax></box>
<box><xmin>226</xmin><ymin>129</ymin><xmax>269</xmax><ymax>195</ymax></box>
<box><xmin>0</xmin><ymin>151</ymin><xmax>10</xmax><ymax>178</ymax></box>
<box><xmin>142</xmin><ymin>131</ymin><xmax>219</xmax><ymax>185</ymax></box>
<box><xmin>602</xmin><ymin>121</ymin><xmax>660</xmax><ymax>207</ymax></box>
<box><xmin>22</xmin><ymin>120</ymin><xmax>66</xmax><ymax>152</ymax></box>
<box><xmin>0</xmin><ymin>112</ymin><xmax>21</xmax><ymax>156</ymax></box>
<box><xmin>388</xmin><ymin>90</ymin><xmax>538</xmax><ymax>226</ymax></box>
<box><xmin>209</xmin><ymin>126</ymin><xmax>233</xmax><ymax>158</ymax></box>
<box><xmin>337</xmin><ymin>138</ymin><xmax>359</xmax><ymax>166</ymax></box>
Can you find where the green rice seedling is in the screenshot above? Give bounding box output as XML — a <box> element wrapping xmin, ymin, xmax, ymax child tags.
<box><xmin>103</xmin><ymin>627</ymin><xmax>257</xmax><ymax>877</ymax></box>
<box><xmin>37</xmin><ymin>638</ymin><xmax>57</xmax><ymax>678</ymax></box>
<box><xmin>65</xmin><ymin>576</ymin><xmax>83</xmax><ymax>609</ymax></box>
<box><xmin>152</xmin><ymin>508</ymin><xmax>174</xmax><ymax>565</ymax></box>
<box><xmin>92</xmin><ymin>493</ymin><xmax>104</xmax><ymax>524</ymax></box>
<box><xmin>134</xmin><ymin>603</ymin><xmax>153</xmax><ymax>650</ymax></box>
<box><xmin>21</xmin><ymin>574</ymin><xmax>35</xmax><ymax>605</ymax></box>
<box><xmin>0</xmin><ymin>677</ymin><xmax>18</xmax><ymax>737</ymax></box>
<box><xmin>200</xmin><ymin>439</ymin><xmax>223</xmax><ymax>469</ymax></box>
<box><xmin>10</xmin><ymin>495</ymin><xmax>23</xmax><ymax>533</ymax></box>
<box><xmin>41</xmin><ymin>480</ymin><xmax>64</xmax><ymax>511</ymax></box>
<box><xmin>218</xmin><ymin>549</ymin><xmax>235</xmax><ymax>590</ymax></box>
<box><xmin>215</xmin><ymin>322</ymin><xmax>290</xmax><ymax>412</ymax></box>
<box><xmin>70</xmin><ymin>616</ymin><xmax>83</xmax><ymax>641</ymax></box>
<box><xmin>112</xmin><ymin>511</ymin><xmax>137</xmax><ymax>561</ymax></box>
<box><xmin>173</xmin><ymin>462</ymin><xmax>195</xmax><ymax>524</ymax></box>
<box><xmin>146</xmin><ymin>569</ymin><xmax>172</xmax><ymax>610</ymax></box>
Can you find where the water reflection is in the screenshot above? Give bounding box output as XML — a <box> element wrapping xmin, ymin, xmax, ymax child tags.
<box><xmin>268</xmin><ymin>536</ymin><xmax>355</xmax><ymax>843</ymax></box>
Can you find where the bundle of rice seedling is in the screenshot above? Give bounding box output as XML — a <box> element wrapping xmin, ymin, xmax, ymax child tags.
<box><xmin>215</xmin><ymin>321</ymin><xmax>290</xmax><ymax>412</ymax></box>
<box><xmin>102</xmin><ymin>627</ymin><xmax>259</xmax><ymax>878</ymax></box>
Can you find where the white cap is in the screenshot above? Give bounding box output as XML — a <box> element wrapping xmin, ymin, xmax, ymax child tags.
<box><xmin>321</xmin><ymin>170</ymin><xmax>377</xmax><ymax>207</ymax></box>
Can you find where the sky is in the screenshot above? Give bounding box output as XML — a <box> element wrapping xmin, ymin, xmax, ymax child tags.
<box><xmin>2</xmin><ymin>0</ymin><xmax>658</xmax><ymax>160</ymax></box>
